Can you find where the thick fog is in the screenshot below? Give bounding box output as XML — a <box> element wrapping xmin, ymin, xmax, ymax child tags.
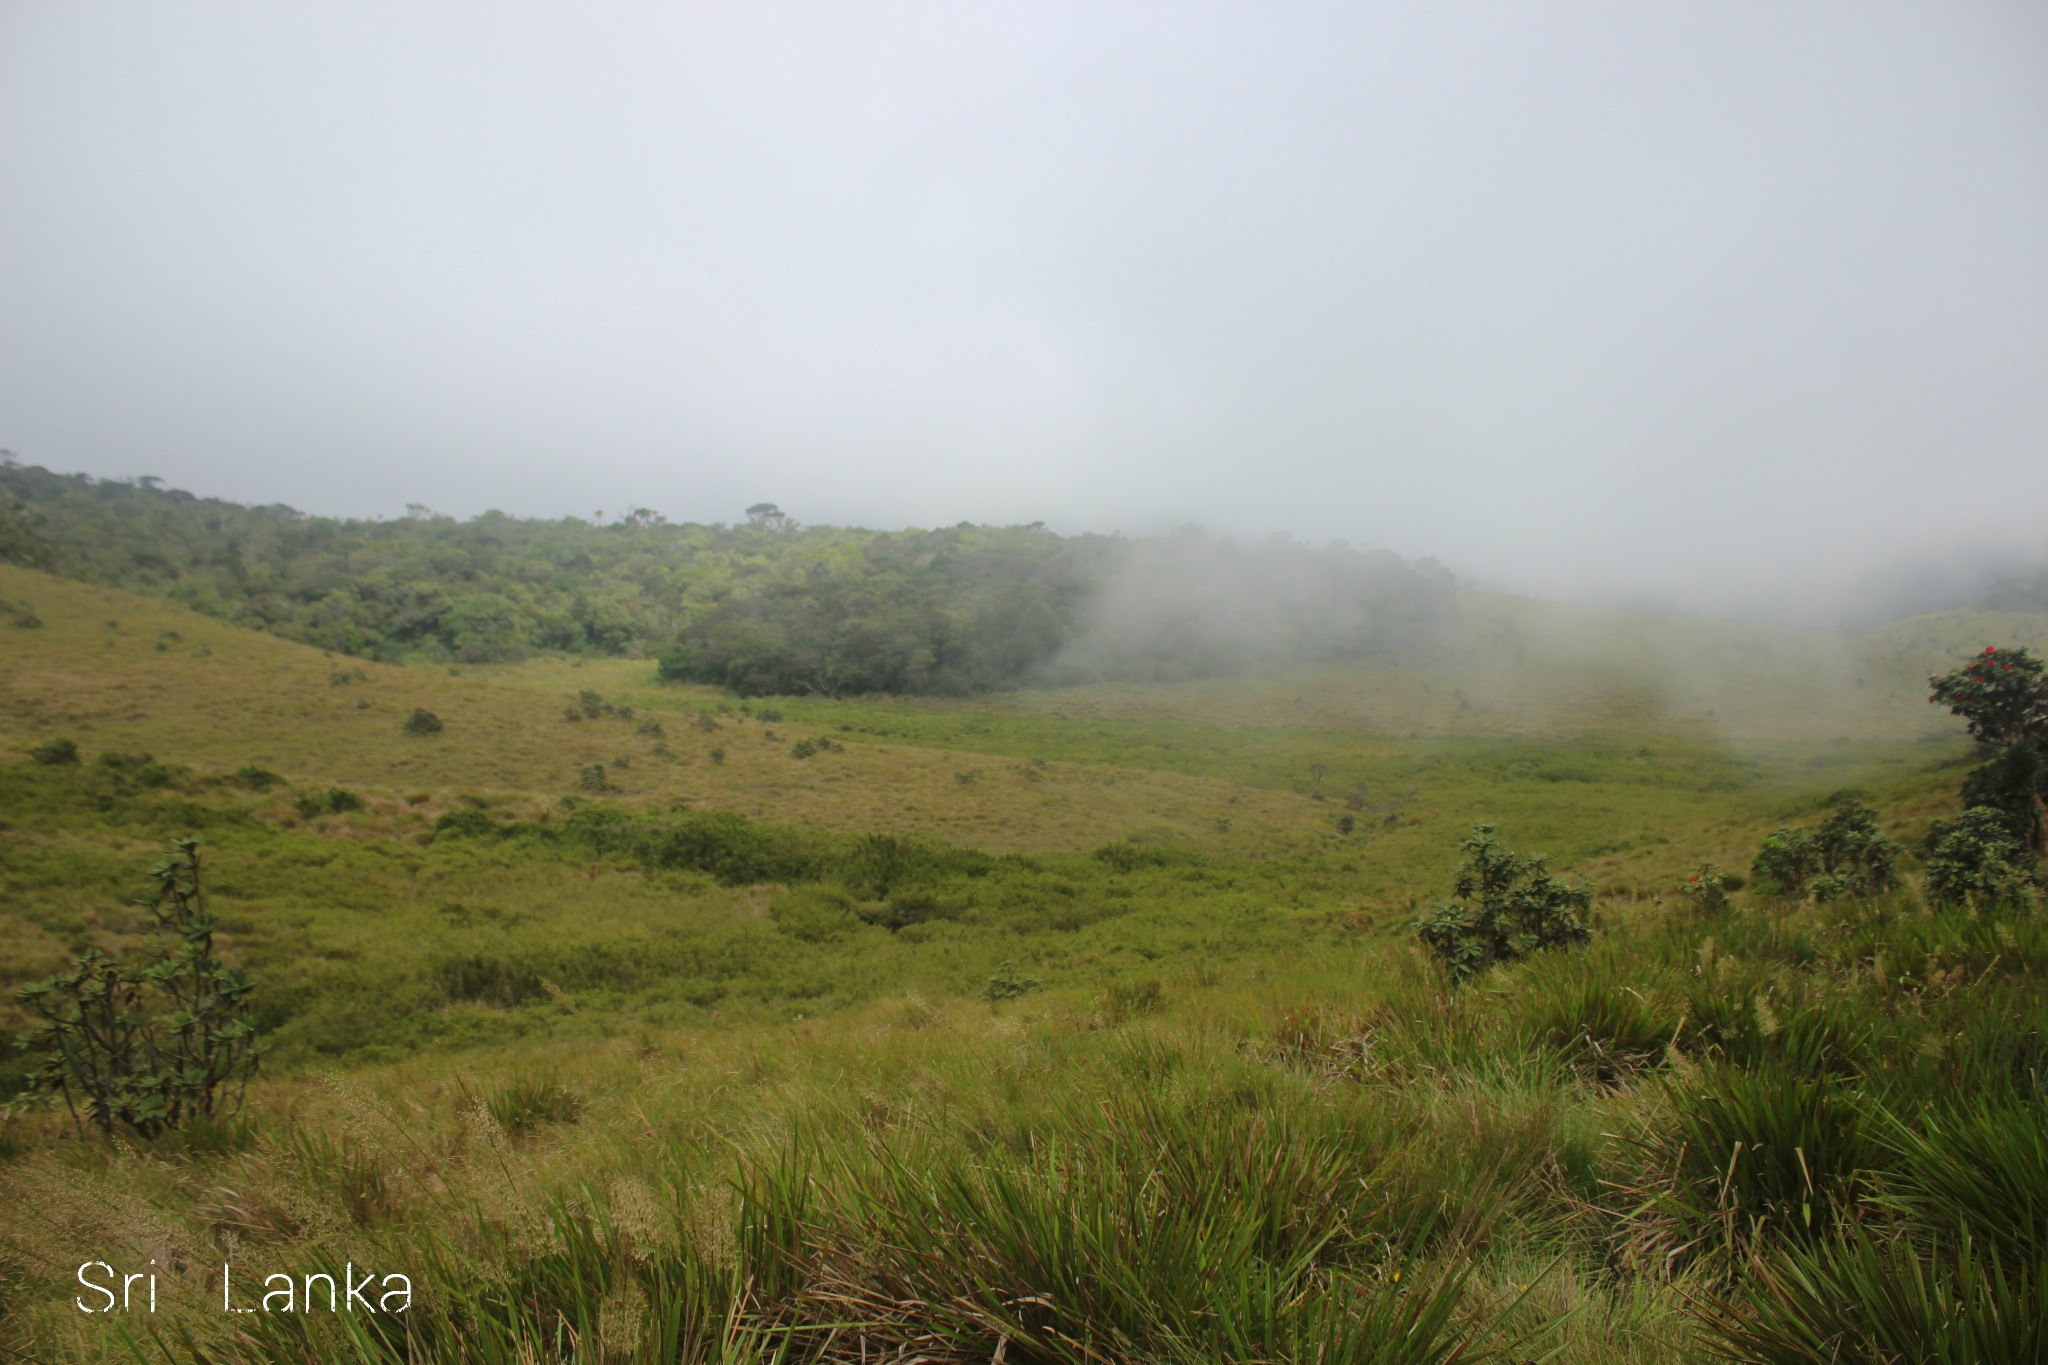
<box><xmin>4</xmin><ymin>2</ymin><xmax>2045</xmax><ymax>622</ymax></box>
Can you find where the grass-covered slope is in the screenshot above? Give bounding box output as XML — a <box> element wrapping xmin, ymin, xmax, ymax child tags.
<box><xmin>2</xmin><ymin>555</ymin><xmax>2045</xmax><ymax>1363</ymax></box>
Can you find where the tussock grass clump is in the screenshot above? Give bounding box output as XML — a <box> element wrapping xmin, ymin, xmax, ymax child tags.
<box><xmin>482</xmin><ymin>1073</ymin><xmax>583</xmax><ymax>1137</ymax></box>
<box><xmin>1878</xmin><ymin>1097</ymin><xmax>2048</xmax><ymax>1260</ymax></box>
<box><xmin>1621</xmin><ymin>1061</ymin><xmax>1878</xmax><ymax>1270</ymax></box>
<box><xmin>1515</xmin><ymin>954</ymin><xmax>1676</xmax><ymax>1086</ymax></box>
<box><xmin>1705</xmin><ymin>1229</ymin><xmax>2048</xmax><ymax>1365</ymax></box>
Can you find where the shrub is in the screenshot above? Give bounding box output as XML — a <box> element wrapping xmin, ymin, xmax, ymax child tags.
<box><xmin>292</xmin><ymin>787</ymin><xmax>363</xmax><ymax>818</ymax></box>
<box><xmin>29</xmin><ymin>737</ymin><xmax>79</xmax><ymax>765</ymax></box>
<box><xmin>1414</xmin><ymin>822</ymin><xmax>1592</xmax><ymax>983</ymax></box>
<box><xmin>95</xmin><ymin>750</ymin><xmax>180</xmax><ymax>789</ymax></box>
<box><xmin>1751</xmin><ymin>798</ymin><xmax>1900</xmax><ymax>903</ymax></box>
<box><xmin>770</xmin><ymin>885</ymin><xmax>864</xmax><ymax>943</ymax></box>
<box><xmin>11</xmin><ymin>839</ymin><xmax>264</xmax><ymax>1138</ymax></box>
<box><xmin>708</xmin><ymin>746</ymin><xmax>726</xmax><ymax>764</ymax></box>
<box><xmin>1923</xmin><ymin>806</ymin><xmax>2038</xmax><ymax>911</ymax></box>
<box><xmin>1929</xmin><ymin>644</ymin><xmax>2047</xmax><ymax>851</ymax></box>
<box><xmin>791</xmin><ymin>738</ymin><xmax>818</xmax><ymax>759</ymax></box>
<box><xmin>228</xmin><ymin>764</ymin><xmax>283</xmax><ymax>791</ymax></box>
<box><xmin>1750</xmin><ymin>829</ymin><xmax>1816</xmax><ymax>898</ymax></box>
<box><xmin>1682</xmin><ymin>862</ymin><xmax>1740</xmax><ymax>915</ymax></box>
<box><xmin>982</xmin><ymin>961</ymin><xmax>1044</xmax><ymax>1001</ymax></box>
<box><xmin>577</xmin><ymin>763</ymin><xmax>609</xmax><ymax>792</ymax></box>
<box><xmin>403</xmin><ymin>707</ymin><xmax>444</xmax><ymax>735</ymax></box>
<box><xmin>433</xmin><ymin>807</ymin><xmax>498</xmax><ymax>839</ymax></box>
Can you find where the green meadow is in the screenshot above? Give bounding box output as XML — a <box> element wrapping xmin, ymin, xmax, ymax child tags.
<box><xmin>2</xmin><ymin>559</ymin><xmax>2045</xmax><ymax>1363</ymax></box>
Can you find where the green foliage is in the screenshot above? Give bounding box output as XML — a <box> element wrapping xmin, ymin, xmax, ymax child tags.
<box><xmin>1960</xmin><ymin>740</ymin><xmax>2046</xmax><ymax>854</ymax></box>
<box><xmin>28</xmin><ymin>736</ymin><xmax>78</xmax><ymax>765</ymax></box>
<box><xmin>981</xmin><ymin>961</ymin><xmax>1044</xmax><ymax>1001</ymax></box>
<box><xmin>1413</xmin><ymin>823</ymin><xmax>1592</xmax><ymax>983</ymax></box>
<box><xmin>577</xmin><ymin>763</ymin><xmax>609</xmax><ymax>792</ymax></box>
<box><xmin>1930</xmin><ymin>644</ymin><xmax>2048</xmax><ymax>851</ymax></box>
<box><xmin>1878</xmin><ymin>1098</ymin><xmax>2048</xmax><ymax>1260</ymax></box>
<box><xmin>770</xmin><ymin>885</ymin><xmax>865</xmax><ymax>943</ymax></box>
<box><xmin>228</xmin><ymin>763</ymin><xmax>284</xmax><ymax>791</ymax></box>
<box><xmin>403</xmin><ymin>706</ymin><xmax>444</xmax><ymax>735</ymax></box>
<box><xmin>1705</xmin><ymin>1227</ymin><xmax>2047</xmax><ymax>1365</ymax></box>
<box><xmin>1518</xmin><ymin>954</ymin><xmax>1674</xmax><ymax>1083</ymax></box>
<box><xmin>1641</xmin><ymin>1061</ymin><xmax>1875</xmax><ymax>1264</ymax></box>
<box><xmin>1923</xmin><ymin>806</ymin><xmax>2038</xmax><ymax>911</ymax></box>
<box><xmin>432</xmin><ymin>807</ymin><xmax>500</xmax><ymax>839</ymax></box>
<box><xmin>1682</xmin><ymin>861</ymin><xmax>1739</xmax><ymax>914</ymax></box>
<box><xmin>1930</xmin><ymin>645</ymin><xmax>2047</xmax><ymax>748</ymax></box>
<box><xmin>1750</xmin><ymin>797</ymin><xmax>1900</xmax><ymax>903</ymax></box>
<box><xmin>292</xmin><ymin>786</ymin><xmax>364</xmax><ymax>818</ymax></box>
<box><xmin>11</xmin><ymin>838</ymin><xmax>264</xmax><ymax>1137</ymax></box>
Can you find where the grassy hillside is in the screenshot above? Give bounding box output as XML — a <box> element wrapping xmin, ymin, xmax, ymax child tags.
<box><xmin>2</xmin><ymin>557</ymin><xmax>2044</xmax><ymax>1364</ymax></box>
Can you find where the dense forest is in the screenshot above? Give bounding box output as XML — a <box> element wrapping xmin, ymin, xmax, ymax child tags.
<box><xmin>0</xmin><ymin>459</ymin><xmax>1458</xmax><ymax>694</ymax></box>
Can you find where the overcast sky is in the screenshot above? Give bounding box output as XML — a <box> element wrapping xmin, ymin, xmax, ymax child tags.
<box><xmin>4</xmin><ymin>2</ymin><xmax>2045</xmax><ymax>613</ymax></box>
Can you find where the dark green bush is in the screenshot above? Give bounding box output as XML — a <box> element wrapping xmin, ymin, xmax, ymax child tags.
<box><xmin>403</xmin><ymin>707</ymin><xmax>444</xmax><ymax>735</ymax></box>
<box><xmin>28</xmin><ymin>737</ymin><xmax>78</xmax><ymax>765</ymax></box>
<box><xmin>1751</xmin><ymin>798</ymin><xmax>1900</xmax><ymax>903</ymax></box>
<box><xmin>433</xmin><ymin>808</ymin><xmax>499</xmax><ymax>840</ymax></box>
<box><xmin>1923</xmin><ymin>806</ymin><xmax>2037</xmax><ymax>911</ymax></box>
<box><xmin>292</xmin><ymin>787</ymin><xmax>364</xmax><ymax>818</ymax></box>
<box><xmin>229</xmin><ymin>764</ymin><xmax>284</xmax><ymax>791</ymax></box>
<box><xmin>1414</xmin><ymin>823</ymin><xmax>1592</xmax><ymax>983</ymax></box>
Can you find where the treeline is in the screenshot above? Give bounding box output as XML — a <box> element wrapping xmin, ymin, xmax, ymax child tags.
<box><xmin>0</xmin><ymin>460</ymin><xmax>1457</xmax><ymax>693</ymax></box>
